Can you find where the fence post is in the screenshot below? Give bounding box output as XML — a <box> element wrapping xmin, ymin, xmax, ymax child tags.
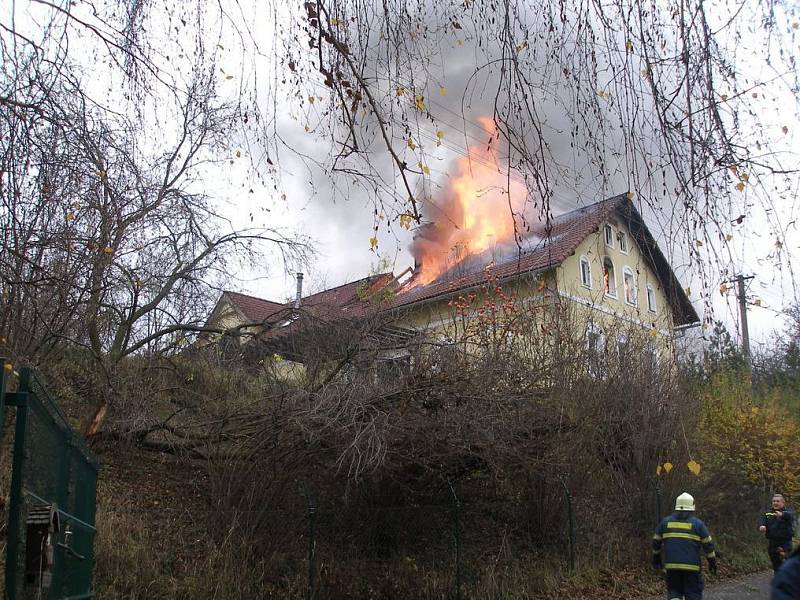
<box><xmin>449</xmin><ymin>482</ymin><xmax>462</xmax><ymax>600</ymax></box>
<box><xmin>305</xmin><ymin>488</ymin><xmax>317</xmax><ymax>600</ymax></box>
<box><xmin>5</xmin><ymin>367</ymin><xmax>30</xmax><ymax>599</ymax></box>
<box><xmin>560</xmin><ymin>477</ymin><xmax>575</xmax><ymax>572</ymax></box>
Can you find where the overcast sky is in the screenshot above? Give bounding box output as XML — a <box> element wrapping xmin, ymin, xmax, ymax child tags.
<box><xmin>11</xmin><ymin>0</ymin><xmax>799</xmax><ymax>345</ymax></box>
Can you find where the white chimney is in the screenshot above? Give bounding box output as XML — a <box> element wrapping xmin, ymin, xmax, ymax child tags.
<box><xmin>294</xmin><ymin>272</ymin><xmax>304</xmax><ymax>309</ymax></box>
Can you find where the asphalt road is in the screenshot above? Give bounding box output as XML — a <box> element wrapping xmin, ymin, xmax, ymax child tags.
<box><xmin>648</xmin><ymin>571</ymin><xmax>773</xmax><ymax>599</ymax></box>
<box><xmin>703</xmin><ymin>571</ymin><xmax>772</xmax><ymax>599</ymax></box>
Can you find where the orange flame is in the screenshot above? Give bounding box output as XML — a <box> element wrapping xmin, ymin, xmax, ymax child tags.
<box><xmin>409</xmin><ymin>117</ymin><xmax>528</xmax><ymax>286</ymax></box>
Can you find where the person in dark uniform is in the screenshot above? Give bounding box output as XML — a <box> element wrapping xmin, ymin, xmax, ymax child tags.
<box><xmin>759</xmin><ymin>494</ymin><xmax>795</xmax><ymax>573</ymax></box>
<box><xmin>652</xmin><ymin>492</ymin><xmax>717</xmax><ymax>600</ymax></box>
<box><xmin>772</xmin><ymin>547</ymin><xmax>800</xmax><ymax>599</ymax></box>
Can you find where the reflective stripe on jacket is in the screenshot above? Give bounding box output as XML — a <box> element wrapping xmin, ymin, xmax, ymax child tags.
<box><xmin>653</xmin><ymin>513</ymin><xmax>716</xmax><ymax>572</ymax></box>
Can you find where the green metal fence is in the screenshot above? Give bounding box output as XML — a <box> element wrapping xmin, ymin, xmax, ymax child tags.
<box><xmin>1</xmin><ymin>366</ymin><xmax>99</xmax><ymax>600</ymax></box>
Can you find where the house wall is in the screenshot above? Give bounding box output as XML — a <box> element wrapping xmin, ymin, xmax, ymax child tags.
<box><xmin>556</xmin><ymin>219</ymin><xmax>676</xmax><ymax>355</ymax></box>
<box><xmin>391</xmin><ymin>270</ymin><xmax>558</xmax><ymax>340</ymax></box>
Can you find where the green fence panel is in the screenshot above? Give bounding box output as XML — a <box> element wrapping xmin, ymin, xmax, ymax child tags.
<box><xmin>4</xmin><ymin>368</ymin><xmax>99</xmax><ymax>600</ymax></box>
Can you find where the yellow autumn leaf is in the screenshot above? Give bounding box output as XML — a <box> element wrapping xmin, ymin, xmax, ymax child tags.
<box><xmin>650</xmin><ymin>328</ymin><xmax>658</xmax><ymax>337</ymax></box>
<box><xmin>751</xmin><ymin>406</ymin><xmax>760</xmax><ymax>415</ymax></box>
<box><xmin>663</xmin><ymin>462</ymin><xmax>673</xmax><ymax>473</ymax></box>
<box><xmin>625</xmin><ymin>40</ymin><xmax>633</xmax><ymax>50</ymax></box>
<box><xmin>4</xmin><ymin>363</ymin><xmax>12</xmax><ymax>371</ymax></box>
<box><xmin>695</xmin><ymin>240</ymin><xmax>704</xmax><ymax>247</ymax></box>
<box><xmin>735</xmin><ymin>182</ymin><xmax>745</xmax><ymax>192</ymax></box>
<box><xmin>436</xmin><ymin>130</ymin><xmax>445</xmax><ymax>138</ymax></box>
<box><xmin>103</xmin><ymin>246</ymin><xmax>114</xmax><ymax>254</ymax></box>
<box><xmin>720</xmin><ymin>283</ymin><xmax>728</xmax><ymax>295</ymax></box>
<box><xmin>729</xmin><ymin>165</ymin><xmax>738</xmax><ymax>175</ymax></box>
<box><xmin>439</xmin><ymin>87</ymin><xmax>446</xmax><ymax>96</ymax></box>
<box><xmin>687</xmin><ymin>460</ymin><xmax>701</xmax><ymax>476</ymax></box>
<box><xmin>423</xmin><ymin>165</ymin><xmax>430</xmax><ymax>175</ymax></box>
<box><xmin>369</xmin><ymin>237</ymin><xmax>378</xmax><ymax>249</ymax></box>
<box><xmin>66</xmin><ymin>213</ymin><xmax>75</xmax><ymax>221</ymax></box>
<box><xmin>415</xmin><ymin>95</ymin><xmax>425</xmax><ymax>111</ymax></box>
<box><xmin>597</xmin><ymin>90</ymin><xmax>610</xmax><ymax>99</ymax></box>
<box><xmin>407</xmin><ymin>138</ymin><xmax>417</xmax><ymax>150</ymax></box>
<box><xmin>308</xmin><ymin>96</ymin><xmax>315</xmax><ymax>104</ymax></box>
<box><xmin>396</xmin><ymin>87</ymin><xmax>406</xmax><ymax>97</ymax></box>
<box><xmin>740</xmin><ymin>173</ymin><xmax>749</xmax><ymax>182</ymax></box>
<box><xmin>626</xmin><ymin>191</ymin><xmax>635</xmax><ymax>200</ymax></box>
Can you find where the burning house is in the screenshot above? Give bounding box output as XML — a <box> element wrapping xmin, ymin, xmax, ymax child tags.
<box><xmin>203</xmin><ymin>121</ymin><xmax>696</xmax><ymax>374</ymax></box>
<box><xmin>202</xmin><ymin>192</ymin><xmax>697</xmax><ymax>377</ymax></box>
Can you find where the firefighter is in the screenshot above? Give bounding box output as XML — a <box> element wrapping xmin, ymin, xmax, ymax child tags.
<box><xmin>759</xmin><ymin>493</ymin><xmax>796</xmax><ymax>573</ymax></box>
<box><xmin>652</xmin><ymin>492</ymin><xmax>717</xmax><ymax>600</ymax></box>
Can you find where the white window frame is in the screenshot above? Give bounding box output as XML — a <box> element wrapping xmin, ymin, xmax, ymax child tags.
<box><xmin>623</xmin><ymin>266</ymin><xmax>637</xmax><ymax>306</ymax></box>
<box><xmin>579</xmin><ymin>255</ymin><xmax>592</xmax><ymax>288</ymax></box>
<box><xmin>646</xmin><ymin>284</ymin><xmax>657</xmax><ymax>313</ymax></box>
<box><xmin>603</xmin><ymin>258</ymin><xmax>617</xmax><ymax>298</ymax></box>
<box><xmin>618</xmin><ymin>231</ymin><xmax>629</xmax><ymax>254</ymax></box>
<box><xmin>604</xmin><ymin>224</ymin><xmax>615</xmax><ymax>248</ymax></box>
<box><xmin>587</xmin><ymin>323</ymin><xmax>606</xmax><ymax>378</ymax></box>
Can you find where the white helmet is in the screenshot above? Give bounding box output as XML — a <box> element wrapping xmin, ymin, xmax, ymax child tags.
<box><xmin>675</xmin><ymin>492</ymin><xmax>695</xmax><ymax>511</ymax></box>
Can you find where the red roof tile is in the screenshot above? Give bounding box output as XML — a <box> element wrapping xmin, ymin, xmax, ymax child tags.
<box><xmin>224</xmin><ymin>291</ymin><xmax>286</xmax><ymax>323</ymax></box>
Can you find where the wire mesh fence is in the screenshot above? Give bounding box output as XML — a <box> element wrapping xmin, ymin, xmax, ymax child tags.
<box><xmin>2</xmin><ymin>367</ymin><xmax>99</xmax><ymax>600</ymax></box>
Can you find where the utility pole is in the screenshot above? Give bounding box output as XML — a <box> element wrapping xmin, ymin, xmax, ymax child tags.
<box><xmin>733</xmin><ymin>274</ymin><xmax>754</xmax><ymax>362</ymax></box>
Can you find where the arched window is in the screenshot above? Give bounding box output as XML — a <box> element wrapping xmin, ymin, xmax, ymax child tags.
<box><xmin>603</xmin><ymin>258</ymin><xmax>617</xmax><ymax>297</ymax></box>
<box><xmin>580</xmin><ymin>256</ymin><xmax>592</xmax><ymax>288</ymax></box>
<box><xmin>623</xmin><ymin>266</ymin><xmax>637</xmax><ymax>305</ymax></box>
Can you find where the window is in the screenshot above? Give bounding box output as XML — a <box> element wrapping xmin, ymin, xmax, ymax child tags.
<box><xmin>587</xmin><ymin>323</ymin><xmax>606</xmax><ymax>378</ymax></box>
<box><xmin>646</xmin><ymin>284</ymin><xmax>657</xmax><ymax>313</ymax></box>
<box><xmin>604</xmin><ymin>224</ymin><xmax>615</xmax><ymax>247</ymax></box>
<box><xmin>617</xmin><ymin>333</ymin><xmax>629</xmax><ymax>358</ymax></box>
<box><xmin>580</xmin><ymin>256</ymin><xmax>592</xmax><ymax>288</ymax></box>
<box><xmin>603</xmin><ymin>258</ymin><xmax>617</xmax><ymax>297</ymax></box>
<box><xmin>377</xmin><ymin>354</ymin><xmax>412</xmax><ymax>379</ymax></box>
<box><xmin>623</xmin><ymin>267</ymin><xmax>637</xmax><ymax>306</ymax></box>
<box><xmin>618</xmin><ymin>231</ymin><xmax>629</xmax><ymax>254</ymax></box>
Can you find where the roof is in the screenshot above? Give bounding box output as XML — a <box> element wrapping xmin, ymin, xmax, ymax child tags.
<box><xmin>223</xmin><ymin>291</ymin><xmax>286</xmax><ymax>323</ymax></box>
<box><xmin>392</xmin><ymin>193</ymin><xmax>699</xmax><ymax>326</ymax></box>
<box><xmin>392</xmin><ymin>194</ymin><xmax>626</xmax><ymax>308</ymax></box>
